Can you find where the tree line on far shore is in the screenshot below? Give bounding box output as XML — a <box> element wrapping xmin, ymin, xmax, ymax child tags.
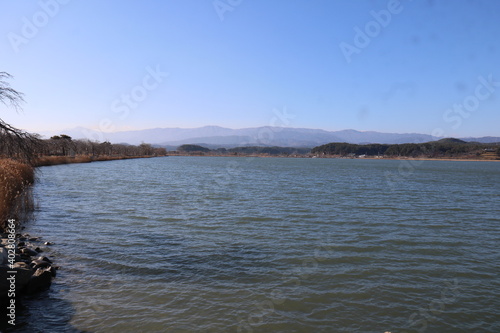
<box><xmin>175</xmin><ymin>139</ymin><xmax>500</xmax><ymax>159</ymax></box>
<box><xmin>176</xmin><ymin>144</ymin><xmax>310</xmax><ymax>156</ymax></box>
<box><xmin>311</xmin><ymin>138</ymin><xmax>500</xmax><ymax>159</ymax></box>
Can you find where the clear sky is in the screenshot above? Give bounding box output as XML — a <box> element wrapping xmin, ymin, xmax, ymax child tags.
<box><xmin>1</xmin><ymin>0</ymin><xmax>499</xmax><ymax>137</ymax></box>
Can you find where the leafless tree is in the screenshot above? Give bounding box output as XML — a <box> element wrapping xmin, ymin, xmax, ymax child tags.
<box><xmin>0</xmin><ymin>72</ymin><xmax>40</xmax><ymax>165</ymax></box>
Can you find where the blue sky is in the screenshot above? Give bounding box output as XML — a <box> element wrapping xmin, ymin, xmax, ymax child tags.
<box><xmin>1</xmin><ymin>0</ymin><xmax>499</xmax><ymax>137</ymax></box>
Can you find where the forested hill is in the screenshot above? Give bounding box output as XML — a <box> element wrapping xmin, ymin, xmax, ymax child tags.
<box><xmin>175</xmin><ymin>144</ymin><xmax>310</xmax><ymax>156</ymax></box>
<box><xmin>311</xmin><ymin>139</ymin><xmax>500</xmax><ymax>159</ymax></box>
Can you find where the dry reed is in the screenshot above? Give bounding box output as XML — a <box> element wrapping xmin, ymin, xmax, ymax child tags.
<box><xmin>0</xmin><ymin>158</ymin><xmax>35</xmax><ymax>230</ymax></box>
<box><xmin>34</xmin><ymin>155</ymin><xmax>92</xmax><ymax>166</ymax></box>
<box><xmin>34</xmin><ymin>155</ymin><xmax>155</xmax><ymax>167</ymax></box>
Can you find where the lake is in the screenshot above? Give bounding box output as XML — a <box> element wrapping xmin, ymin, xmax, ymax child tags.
<box><xmin>12</xmin><ymin>156</ymin><xmax>500</xmax><ymax>332</ymax></box>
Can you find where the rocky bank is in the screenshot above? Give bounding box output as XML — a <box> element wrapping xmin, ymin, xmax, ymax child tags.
<box><xmin>0</xmin><ymin>233</ymin><xmax>57</xmax><ymax>298</ymax></box>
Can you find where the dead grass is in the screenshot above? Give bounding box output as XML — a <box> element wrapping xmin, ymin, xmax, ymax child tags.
<box><xmin>91</xmin><ymin>155</ymin><xmax>155</xmax><ymax>162</ymax></box>
<box><xmin>0</xmin><ymin>158</ymin><xmax>35</xmax><ymax>230</ymax></box>
<box><xmin>34</xmin><ymin>155</ymin><xmax>155</xmax><ymax>167</ymax></box>
<box><xmin>34</xmin><ymin>155</ymin><xmax>93</xmax><ymax>166</ymax></box>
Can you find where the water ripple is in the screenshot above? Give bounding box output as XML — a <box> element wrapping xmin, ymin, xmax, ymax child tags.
<box><xmin>17</xmin><ymin>157</ymin><xmax>500</xmax><ymax>332</ymax></box>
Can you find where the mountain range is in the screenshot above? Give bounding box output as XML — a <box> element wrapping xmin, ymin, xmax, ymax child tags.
<box><xmin>38</xmin><ymin>126</ymin><xmax>500</xmax><ymax>148</ymax></box>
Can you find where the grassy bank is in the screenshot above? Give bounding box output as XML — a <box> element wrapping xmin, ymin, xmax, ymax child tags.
<box><xmin>34</xmin><ymin>154</ymin><xmax>158</xmax><ymax>167</ymax></box>
<box><xmin>0</xmin><ymin>159</ymin><xmax>34</xmax><ymax>231</ymax></box>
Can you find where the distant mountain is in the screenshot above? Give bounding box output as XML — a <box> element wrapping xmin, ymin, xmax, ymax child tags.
<box><xmin>36</xmin><ymin>126</ymin><xmax>498</xmax><ymax>148</ymax></box>
<box><xmin>462</xmin><ymin>136</ymin><xmax>500</xmax><ymax>144</ymax></box>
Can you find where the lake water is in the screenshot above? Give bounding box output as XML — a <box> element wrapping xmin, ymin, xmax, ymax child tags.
<box><xmin>11</xmin><ymin>157</ymin><xmax>500</xmax><ymax>332</ymax></box>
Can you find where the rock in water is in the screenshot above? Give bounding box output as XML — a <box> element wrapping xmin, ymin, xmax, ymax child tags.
<box><xmin>13</xmin><ymin>262</ymin><xmax>30</xmax><ymax>269</ymax></box>
<box><xmin>25</xmin><ymin>267</ymin><xmax>53</xmax><ymax>294</ymax></box>
<box><xmin>49</xmin><ymin>266</ymin><xmax>57</xmax><ymax>277</ymax></box>
<box><xmin>20</xmin><ymin>248</ymin><xmax>38</xmax><ymax>256</ymax></box>
<box><xmin>30</xmin><ymin>259</ymin><xmax>51</xmax><ymax>270</ymax></box>
<box><xmin>35</xmin><ymin>256</ymin><xmax>52</xmax><ymax>264</ymax></box>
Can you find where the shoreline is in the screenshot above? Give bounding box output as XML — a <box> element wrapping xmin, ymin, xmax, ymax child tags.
<box><xmin>34</xmin><ymin>154</ymin><xmax>162</xmax><ymax>167</ymax></box>
<box><xmin>350</xmin><ymin>156</ymin><xmax>500</xmax><ymax>162</ymax></box>
<box><xmin>166</xmin><ymin>153</ymin><xmax>500</xmax><ymax>162</ymax></box>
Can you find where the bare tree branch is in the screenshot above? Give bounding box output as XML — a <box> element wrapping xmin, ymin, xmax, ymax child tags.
<box><xmin>0</xmin><ymin>72</ymin><xmax>40</xmax><ymax>165</ymax></box>
<box><xmin>0</xmin><ymin>72</ymin><xmax>25</xmax><ymax>110</ymax></box>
